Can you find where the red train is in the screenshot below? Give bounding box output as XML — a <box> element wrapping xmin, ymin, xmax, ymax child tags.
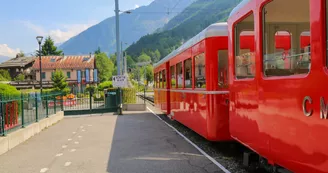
<box><xmin>153</xmin><ymin>0</ymin><xmax>324</xmax><ymax>172</ymax></box>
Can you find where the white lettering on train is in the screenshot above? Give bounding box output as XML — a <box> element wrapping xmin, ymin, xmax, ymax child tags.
<box><xmin>320</xmin><ymin>97</ymin><xmax>328</xmax><ymax>119</ymax></box>
<box><xmin>302</xmin><ymin>96</ymin><xmax>328</xmax><ymax>119</ymax></box>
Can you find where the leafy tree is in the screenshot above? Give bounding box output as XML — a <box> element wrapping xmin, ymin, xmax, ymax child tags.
<box><xmin>137</xmin><ymin>53</ymin><xmax>151</xmax><ymax>62</ymax></box>
<box><xmin>51</xmin><ymin>70</ymin><xmax>70</xmax><ymax>94</ymax></box>
<box><xmin>14</xmin><ymin>73</ymin><xmax>25</xmax><ymax>81</ymax></box>
<box><xmin>126</xmin><ymin>55</ymin><xmax>135</xmax><ymax>68</ymax></box>
<box><xmin>143</xmin><ymin>65</ymin><xmax>154</xmax><ymax>85</ymax></box>
<box><xmin>16</xmin><ymin>51</ymin><xmax>25</xmax><ymax>58</ymax></box>
<box><xmin>94</xmin><ymin>47</ymin><xmax>101</xmax><ymax>54</ymax></box>
<box><xmin>97</xmin><ymin>81</ymin><xmax>113</xmax><ymax>90</ymax></box>
<box><xmin>96</xmin><ymin>52</ymin><xmax>114</xmax><ymax>82</ymax></box>
<box><xmin>37</xmin><ymin>36</ymin><xmax>63</xmax><ymax>56</ymax></box>
<box><xmin>0</xmin><ymin>70</ymin><xmax>11</xmax><ymax>81</ymax></box>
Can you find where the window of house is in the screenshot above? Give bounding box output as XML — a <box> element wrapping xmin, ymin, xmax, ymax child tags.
<box><xmin>235</xmin><ymin>13</ymin><xmax>255</xmax><ymax>79</ymax></box>
<box><xmin>262</xmin><ymin>0</ymin><xmax>310</xmax><ymax>77</ymax></box>
<box><xmin>177</xmin><ymin>62</ymin><xmax>183</xmax><ymax>88</ymax></box>
<box><xmin>67</xmin><ymin>72</ymin><xmax>71</xmax><ymax>79</ymax></box>
<box><xmin>218</xmin><ymin>50</ymin><xmax>229</xmax><ymax>88</ymax></box>
<box><xmin>184</xmin><ymin>58</ymin><xmax>192</xmax><ymax>88</ymax></box>
<box><xmin>194</xmin><ymin>53</ymin><xmax>205</xmax><ymax>88</ymax></box>
<box><xmin>81</xmin><ymin>70</ymin><xmax>85</xmax><ymax>78</ymax></box>
<box><xmin>170</xmin><ymin>66</ymin><xmax>176</xmax><ymax>88</ymax></box>
<box><xmin>42</xmin><ymin>72</ymin><xmax>46</xmax><ymax>79</ymax></box>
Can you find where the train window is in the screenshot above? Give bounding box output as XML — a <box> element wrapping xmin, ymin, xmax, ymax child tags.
<box><xmin>218</xmin><ymin>50</ymin><xmax>228</xmax><ymax>88</ymax></box>
<box><xmin>177</xmin><ymin>62</ymin><xmax>183</xmax><ymax>88</ymax></box>
<box><xmin>194</xmin><ymin>53</ymin><xmax>205</xmax><ymax>88</ymax></box>
<box><xmin>162</xmin><ymin>70</ymin><xmax>166</xmax><ymax>88</ymax></box>
<box><xmin>235</xmin><ymin>13</ymin><xmax>255</xmax><ymax>79</ymax></box>
<box><xmin>154</xmin><ymin>73</ymin><xmax>157</xmax><ymax>88</ymax></box>
<box><xmin>262</xmin><ymin>0</ymin><xmax>310</xmax><ymax>77</ymax></box>
<box><xmin>159</xmin><ymin>71</ymin><xmax>162</xmax><ymax>88</ymax></box>
<box><xmin>170</xmin><ymin>66</ymin><xmax>176</xmax><ymax>88</ymax></box>
<box><xmin>184</xmin><ymin>58</ymin><xmax>192</xmax><ymax>88</ymax></box>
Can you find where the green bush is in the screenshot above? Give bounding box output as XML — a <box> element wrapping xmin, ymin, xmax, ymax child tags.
<box><xmin>98</xmin><ymin>81</ymin><xmax>113</xmax><ymax>91</ymax></box>
<box><xmin>122</xmin><ymin>88</ymin><xmax>137</xmax><ymax>104</ymax></box>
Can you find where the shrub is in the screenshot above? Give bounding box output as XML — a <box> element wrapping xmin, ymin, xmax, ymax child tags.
<box><xmin>122</xmin><ymin>88</ymin><xmax>137</xmax><ymax>104</ymax></box>
<box><xmin>98</xmin><ymin>81</ymin><xmax>113</xmax><ymax>91</ymax></box>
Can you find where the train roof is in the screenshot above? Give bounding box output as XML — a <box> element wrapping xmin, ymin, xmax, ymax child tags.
<box><xmin>154</xmin><ymin>22</ymin><xmax>228</xmax><ymax>68</ymax></box>
<box><xmin>229</xmin><ymin>0</ymin><xmax>250</xmax><ymax>18</ymax></box>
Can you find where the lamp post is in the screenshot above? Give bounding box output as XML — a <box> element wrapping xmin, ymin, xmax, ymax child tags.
<box><xmin>36</xmin><ymin>36</ymin><xmax>43</xmax><ymax>94</ymax></box>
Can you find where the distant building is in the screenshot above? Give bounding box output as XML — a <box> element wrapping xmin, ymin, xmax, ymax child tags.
<box><xmin>0</xmin><ymin>55</ymin><xmax>36</xmax><ymax>80</ymax></box>
<box><xmin>32</xmin><ymin>55</ymin><xmax>98</xmax><ymax>92</ymax></box>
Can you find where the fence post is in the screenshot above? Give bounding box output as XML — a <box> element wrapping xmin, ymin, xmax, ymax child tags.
<box><xmin>35</xmin><ymin>93</ymin><xmax>38</xmax><ymax>122</ymax></box>
<box><xmin>60</xmin><ymin>93</ymin><xmax>63</xmax><ymax>111</ymax></box>
<box><xmin>54</xmin><ymin>95</ymin><xmax>56</xmax><ymax>114</ymax></box>
<box><xmin>21</xmin><ymin>93</ymin><xmax>25</xmax><ymax>128</ymax></box>
<box><xmin>89</xmin><ymin>92</ymin><xmax>92</xmax><ymax>111</ymax></box>
<box><xmin>0</xmin><ymin>95</ymin><xmax>5</xmax><ymax>136</ymax></box>
<box><xmin>46</xmin><ymin>94</ymin><xmax>49</xmax><ymax>117</ymax></box>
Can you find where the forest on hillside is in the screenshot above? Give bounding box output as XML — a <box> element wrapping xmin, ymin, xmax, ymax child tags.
<box><xmin>126</xmin><ymin>0</ymin><xmax>242</xmax><ymax>64</ymax></box>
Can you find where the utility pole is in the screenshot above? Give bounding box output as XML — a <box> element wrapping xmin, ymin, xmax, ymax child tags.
<box><xmin>115</xmin><ymin>0</ymin><xmax>121</xmax><ymax>75</ymax></box>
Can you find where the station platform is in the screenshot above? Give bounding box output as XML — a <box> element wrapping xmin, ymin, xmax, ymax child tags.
<box><xmin>0</xmin><ymin>110</ymin><xmax>223</xmax><ymax>173</ymax></box>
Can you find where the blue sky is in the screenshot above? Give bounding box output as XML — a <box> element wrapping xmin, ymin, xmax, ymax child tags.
<box><xmin>0</xmin><ymin>0</ymin><xmax>154</xmax><ymax>58</ymax></box>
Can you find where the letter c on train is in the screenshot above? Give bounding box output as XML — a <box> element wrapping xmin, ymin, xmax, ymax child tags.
<box><xmin>302</xmin><ymin>96</ymin><xmax>313</xmax><ymax>117</ymax></box>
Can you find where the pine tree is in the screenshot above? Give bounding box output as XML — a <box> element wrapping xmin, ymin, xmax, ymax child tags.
<box><xmin>51</xmin><ymin>70</ymin><xmax>69</xmax><ymax>94</ymax></box>
<box><xmin>37</xmin><ymin>36</ymin><xmax>63</xmax><ymax>56</ymax></box>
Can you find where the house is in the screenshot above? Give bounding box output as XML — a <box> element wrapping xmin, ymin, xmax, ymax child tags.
<box><xmin>32</xmin><ymin>54</ymin><xmax>98</xmax><ymax>92</ymax></box>
<box><xmin>0</xmin><ymin>55</ymin><xmax>36</xmax><ymax>80</ymax></box>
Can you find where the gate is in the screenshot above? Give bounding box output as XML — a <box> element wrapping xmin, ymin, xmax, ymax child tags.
<box><xmin>63</xmin><ymin>88</ymin><xmax>121</xmax><ymax>116</ymax></box>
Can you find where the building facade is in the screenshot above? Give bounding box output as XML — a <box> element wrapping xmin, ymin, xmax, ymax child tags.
<box><xmin>32</xmin><ymin>55</ymin><xmax>98</xmax><ymax>92</ymax></box>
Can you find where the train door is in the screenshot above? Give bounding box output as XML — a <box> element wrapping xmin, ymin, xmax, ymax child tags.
<box><xmin>230</xmin><ymin>12</ymin><xmax>265</xmax><ymax>155</ymax></box>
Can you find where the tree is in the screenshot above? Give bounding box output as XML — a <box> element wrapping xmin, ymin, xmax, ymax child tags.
<box><xmin>51</xmin><ymin>70</ymin><xmax>70</xmax><ymax>94</ymax></box>
<box><xmin>126</xmin><ymin>55</ymin><xmax>135</xmax><ymax>68</ymax></box>
<box><xmin>14</xmin><ymin>73</ymin><xmax>25</xmax><ymax>81</ymax></box>
<box><xmin>94</xmin><ymin>47</ymin><xmax>101</xmax><ymax>54</ymax></box>
<box><xmin>153</xmin><ymin>49</ymin><xmax>161</xmax><ymax>63</ymax></box>
<box><xmin>0</xmin><ymin>70</ymin><xmax>11</xmax><ymax>81</ymax></box>
<box><xmin>16</xmin><ymin>51</ymin><xmax>25</xmax><ymax>58</ymax></box>
<box><xmin>96</xmin><ymin>52</ymin><xmax>114</xmax><ymax>82</ymax></box>
<box><xmin>137</xmin><ymin>52</ymin><xmax>151</xmax><ymax>62</ymax></box>
<box><xmin>144</xmin><ymin>65</ymin><xmax>154</xmax><ymax>86</ymax></box>
<box><xmin>37</xmin><ymin>36</ymin><xmax>63</xmax><ymax>56</ymax></box>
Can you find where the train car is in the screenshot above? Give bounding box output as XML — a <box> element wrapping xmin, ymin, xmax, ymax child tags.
<box><xmin>228</xmin><ymin>0</ymin><xmax>325</xmax><ymax>172</ymax></box>
<box><xmin>154</xmin><ymin>23</ymin><xmax>232</xmax><ymax>141</ymax></box>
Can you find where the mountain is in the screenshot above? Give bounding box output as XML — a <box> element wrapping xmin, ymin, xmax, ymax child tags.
<box><xmin>126</xmin><ymin>0</ymin><xmax>241</xmax><ymax>63</ymax></box>
<box><xmin>59</xmin><ymin>0</ymin><xmax>195</xmax><ymax>55</ymax></box>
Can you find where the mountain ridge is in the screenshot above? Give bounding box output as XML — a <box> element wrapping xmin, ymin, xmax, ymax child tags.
<box><xmin>59</xmin><ymin>0</ymin><xmax>195</xmax><ymax>55</ymax></box>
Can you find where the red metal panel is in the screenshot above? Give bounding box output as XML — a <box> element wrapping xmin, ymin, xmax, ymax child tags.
<box><xmin>229</xmin><ymin>0</ymin><xmax>328</xmax><ymax>172</ymax></box>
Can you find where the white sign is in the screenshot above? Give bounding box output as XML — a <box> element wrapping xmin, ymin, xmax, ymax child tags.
<box><xmin>112</xmin><ymin>75</ymin><xmax>128</xmax><ymax>88</ymax></box>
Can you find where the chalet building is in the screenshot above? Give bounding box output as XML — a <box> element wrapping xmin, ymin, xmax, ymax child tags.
<box><xmin>32</xmin><ymin>55</ymin><xmax>98</xmax><ymax>92</ymax></box>
<box><xmin>0</xmin><ymin>55</ymin><xmax>36</xmax><ymax>80</ymax></box>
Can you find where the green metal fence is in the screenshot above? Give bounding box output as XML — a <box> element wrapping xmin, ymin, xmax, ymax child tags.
<box><xmin>0</xmin><ymin>92</ymin><xmax>64</xmax><ymax>136</ymax></box>
<box><xmin>63</xmin><ymin>89</ymin><xmax>121</xmax><ymax>115</ymax></box>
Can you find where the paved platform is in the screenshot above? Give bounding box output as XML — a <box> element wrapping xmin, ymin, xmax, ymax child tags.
<box><xmin>0</xmin><ymin>111</ymin><xmax>222</xmax><ymax>173</ymax></box>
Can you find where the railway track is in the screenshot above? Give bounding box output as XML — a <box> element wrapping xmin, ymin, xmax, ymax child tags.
<box><xmin>138</xmin><ymin>96</ymin><xmax>270</xmax><ymax>173</ymax></box>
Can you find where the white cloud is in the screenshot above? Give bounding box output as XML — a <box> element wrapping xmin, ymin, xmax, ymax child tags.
<box><xmin>0</xmin><ymin>44</ymin><xmax>20</xmax><ymax>57</ymax></box>
<box><xmin>22</xmin><ymin>21</ymin><xmax>97</xmax><ymax>43</ymax></box>
<box><xmin>135</xmin><ymin>4</ymin><xmax>140</xmax><ymax>9</ymax></box>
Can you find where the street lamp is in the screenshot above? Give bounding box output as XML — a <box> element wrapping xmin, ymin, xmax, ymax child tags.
<box><xmin>36</xmin><ymin>36</ymin><xmax>43</xmax><ymax>94</ymax></box>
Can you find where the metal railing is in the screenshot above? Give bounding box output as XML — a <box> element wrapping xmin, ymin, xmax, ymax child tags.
<box><xmin>0</xmin><ymin>92</ymin><xmax>64</xmax><ymax>136</ymax></box>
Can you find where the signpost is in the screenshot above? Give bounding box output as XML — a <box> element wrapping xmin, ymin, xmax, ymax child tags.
<box><xmin>112</xmin><ymin>75</ymin><xmax>128</xmax><ymax>88</ymax></box>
